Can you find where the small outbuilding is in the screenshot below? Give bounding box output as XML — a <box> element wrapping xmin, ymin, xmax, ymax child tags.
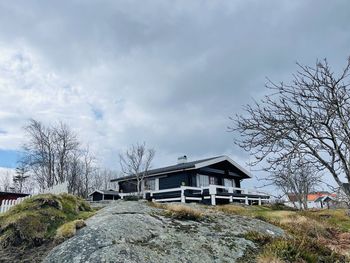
<box><xmin>314</xmin><ymin>195</ymin><xmax>335</xmax><ymax>209</ymax></box>
<box><xmin>89</xmin><ymin>190</ymin><xmax>120</xmax><ymax>201</ymax></box>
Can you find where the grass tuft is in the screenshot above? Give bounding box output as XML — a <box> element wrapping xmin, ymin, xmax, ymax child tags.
<box><xmin>55</xmin><ymin>219</ymin><xmax>86</xmax><ymax>242</ymax></box>
<box><xmin>163</xmin><ymin>204</ymin><xmax>204</xmax><ymax>221</ymax></box>
<box><xmin>148</xmin><ymin>202</ymin><xmax>203</xmax><ymax>221</ymax></box>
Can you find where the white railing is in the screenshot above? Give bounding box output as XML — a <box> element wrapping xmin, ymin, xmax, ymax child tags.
<box><xmin>147</xmin><ymin>184</ymin><xmax>269</xmax><ymax>205</ymax></box>
<box><xmin>0</xmin><ymin>181</ymin><xmax>69</xmax><ymax>214</ymax></box>
<box><xmin>0</xmin><ymin>196</ymin><xmax>31</xmax><ymax>214</ymax></box>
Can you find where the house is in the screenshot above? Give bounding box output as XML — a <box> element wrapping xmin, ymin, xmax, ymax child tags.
<box><xmin>0</xmin><ymin>191</ymin><xmax>30</xmax><ymax>205</ymax></box>
<box><xmin>110</xmin><ymin>155</ymin><xmax>269</xmax><ymax>205</ymax></box>
<box><xmin>285</xmin><ymin>191</ymin><xmax>337</xmax><ymax>209</ymax></box>
<box><xmin>89</xmin><ymin>190</ymin><xmax>120</xmax><ymax>201</ymax></box>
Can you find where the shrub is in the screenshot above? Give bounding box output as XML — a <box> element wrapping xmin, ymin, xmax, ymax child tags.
<box><xmin>123</xmin><ymin>195</ymin><xmax>141</xmax><ymax>201</ymax></box>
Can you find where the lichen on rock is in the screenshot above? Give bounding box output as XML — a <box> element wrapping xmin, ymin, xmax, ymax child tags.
<box><xmin>43</xmin><ymin>201</ymin><xmax>284</xmax><ymax>263</ymax></box>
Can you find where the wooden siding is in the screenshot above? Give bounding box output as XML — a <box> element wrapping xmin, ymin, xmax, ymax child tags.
<box><xmin>159</xmin><ymin>173</ymin><xmax>190</xmax><ymax>190</ymax></box>
<box><xmin>91</xmin><ymin>192</ymin><xmax>103</xmax><ymax>201</ymax></box>
<box><xmin>119</xmin><ymin>180</ymin><xmax>137</xmax><ymax>193</ymax></box>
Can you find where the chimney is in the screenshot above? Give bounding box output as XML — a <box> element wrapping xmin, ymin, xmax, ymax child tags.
<box><xmin>177</xmin><ymin>155</ymin><xmax>187</xmax><ymax>164</ymax></box>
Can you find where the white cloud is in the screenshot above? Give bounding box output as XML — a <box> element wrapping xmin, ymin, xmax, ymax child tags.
<box><xmin>0</xmin><ymin>1</ymin><xmax>349</xmax><ymax>192</ymax></box>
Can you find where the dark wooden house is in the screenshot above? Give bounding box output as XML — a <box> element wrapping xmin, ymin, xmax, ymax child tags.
<box><xmin>111</xmin><ymin>155</ymin><xmax>269</xmax><ymax>205</ymax></box>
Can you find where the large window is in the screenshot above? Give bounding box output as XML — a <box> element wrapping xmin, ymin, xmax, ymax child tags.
<box><xmin>197</xmin><ymin>174</ymin><xmax>209</xmax><ymax>187</ymax></box>
<box><xmin>224</xmin><ymin>178</ymin><xmax>235</xmax><ymax>187</ymax></box>
<box><xmin>145</xmin><ymin>179</ymin><xmax>156</xmax><ymax>190</ymax></box>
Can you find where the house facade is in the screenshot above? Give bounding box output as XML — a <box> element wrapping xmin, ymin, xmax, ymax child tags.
<box><xmin>111</xmin><ymin>155</ymin><xmax>269</xmax><ymax>205</ymax></box>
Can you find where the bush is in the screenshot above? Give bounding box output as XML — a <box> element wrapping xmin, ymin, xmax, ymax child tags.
<box><xmin>123</xmin><ymin>195</ymin><xmax>141</xmax><ymax>201</ymax></box>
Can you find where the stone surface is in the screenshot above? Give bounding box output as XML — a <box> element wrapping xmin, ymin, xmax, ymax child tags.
<box><xmin>43</xmin><ymin>201</ymin><xmax>284</xmax><ymax>263</ymax></box>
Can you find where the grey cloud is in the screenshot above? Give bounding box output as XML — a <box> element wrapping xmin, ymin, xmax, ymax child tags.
<box><xmin>0</xmin><ymin>0</ymin><xmax>350</xmax><ymax>189</ymax></box>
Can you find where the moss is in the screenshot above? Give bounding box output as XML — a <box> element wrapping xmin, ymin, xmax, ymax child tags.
<box><xmin>0</xmin><ymin>193</ymin><xmax>93</xmax><ymax>248</ymax></box>
<box><xmin>55</xmin><ymin>219</ymin><xmax>86</xmax><ymax>242</ymax></box>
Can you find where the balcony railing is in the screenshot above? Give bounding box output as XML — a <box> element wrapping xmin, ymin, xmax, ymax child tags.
<box><xmin>136</xmin><ymin>184</ymin><xmax>270</xmax><ymax>205</ymax></box>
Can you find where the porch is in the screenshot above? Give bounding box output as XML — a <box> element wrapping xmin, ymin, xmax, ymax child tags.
<box><xmin>119</xmin><ymin>184</ymin><xmax>269</xmax><ymax>205</ymax></box>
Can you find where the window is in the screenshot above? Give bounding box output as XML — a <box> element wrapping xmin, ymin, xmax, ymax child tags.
<box><xmin>197</xmin><ymin>174</ymin><xmax>209</xmax><ymax>187</ymax></box>
<box><xmin>224</xmin><ymin>178</ymin><xmax>234</xmax><ymax>187</ymax></box>
<box><xmin>145</xmin><ymin>179</ymin><xmax>156</xmax><ymax>190</ymax></box>
<box><xmin>209</xmin><ymin>176</ymin><xmax>218</xmax><ymax>185</ymax></box>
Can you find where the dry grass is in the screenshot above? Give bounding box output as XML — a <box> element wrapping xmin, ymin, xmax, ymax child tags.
<box><xmin>257</xmin><ymin>255</ymin><xmax>285</xmax><ymax>263</ymax></box>
<box><xmin>55</xmin><ymin>219</ymin><xmax>86</xmax><ymax>242</ymax></box>
<box><xmin>148</xmin><ymin>202</ymin><xmax>204</xmax><ymax>221</ymax></box>
<box><xmin>164</xmin><ymin>204</ymin><xmax>204</xmax><ymax>221</ymax></box>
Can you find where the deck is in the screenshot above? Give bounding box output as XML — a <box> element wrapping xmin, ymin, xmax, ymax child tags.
<box><xmin>119</xmin><ymin>185</ymin><xmax>269</xmax><ymax>205</ymax></box>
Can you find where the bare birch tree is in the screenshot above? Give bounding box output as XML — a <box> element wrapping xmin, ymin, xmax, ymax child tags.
<box><xmin>119</xmin><ymin>143</ymin><xmax>155</xmax><ymax>196</ymax></box>
<box><xmin>20</xmin><ymin>119</ymin><xmax>96</xmax><ymax>196</ymax></box>
<box><xmin>231</xmin><ymin>57</ymin><xmax>350</xmax><ymax>204</ymax></box>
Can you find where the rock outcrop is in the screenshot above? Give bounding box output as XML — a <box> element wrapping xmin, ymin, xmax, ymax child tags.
<box><xmin>44</xmin><ymin>201</ymin><xmax>284</xmax><ymax>263</ymax></box>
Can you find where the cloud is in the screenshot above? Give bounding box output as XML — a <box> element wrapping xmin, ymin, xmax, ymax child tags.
<box><xmin>0</xmin><ymin>0</ymin><xmax>349</xmax><ymax>190</ymax></box>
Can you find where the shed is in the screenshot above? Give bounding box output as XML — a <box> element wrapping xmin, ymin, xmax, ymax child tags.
<box><xmin>89</xmin><ymin>190</ymin><xmax>120</xmax><ymax>201</ymax></box>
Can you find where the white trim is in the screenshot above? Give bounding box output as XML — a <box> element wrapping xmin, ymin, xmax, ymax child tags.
<box><xmin>154</xmin><ymin>197</ymin><xmax>182</xmax><ymax>202</ymax></box>
<box><xmin>194</xmin><ymin>156</ymin><xmax>252</xmax><ymax>178</ymax></box>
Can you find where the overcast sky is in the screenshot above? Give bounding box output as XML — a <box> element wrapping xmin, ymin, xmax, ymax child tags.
<box><xmin>0</xmin><ymin>1</ymin><xmax>349</xmax><ymax>191</ymax></box>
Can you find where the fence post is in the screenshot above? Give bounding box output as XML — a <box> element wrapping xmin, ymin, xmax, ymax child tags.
<box><xmin>245</xmin><ymin>196</ymin><xmax>249</xmax><ymax>205</ymax></box>
<box><xmin>228</xmin><ymin>187</ymin><xmax>233</xmax><ymax>203</ymax></box>
<box><xmin>258</xmin><ymin>197</ymin><xmax>262</xmax><ymax>206</ymax></box>
<box><xmin>181</xmin><ymin>187</ymin><xmax>185</xmax><ymax>203</ymax></box>
<box><xmin>0</xmin><ymin>200</ymin><xmax>4</xmax><ymax>213</ymax></box>
<box><xmin>209</xmin><ymin>185</ymin><xmax>216</xmax><ymax>205</ymax></box>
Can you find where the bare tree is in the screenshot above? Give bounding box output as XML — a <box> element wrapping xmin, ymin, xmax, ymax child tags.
<box><xmin>0</xmin><ymin>171</ymin><xmax>12</xmax><ymax>192</ymax></box>
<box><xmin>13</xmin><ymin>164</ymin><xmax>30</xmax><ymax>193</ymax></box>
<box><xmin>231</xmin><ymin>57</ymin><xmax>350</xmax><ymax>204</ymax></box>
<box><xmin>20</xmin><ymin>119</ymin><xmax>95</xmax><ymax>196</ymax></box>
<box><xmin>269</xmin><ymin>156</ymin><xmax>322</xmax><ymax>210</ymax></box>
<box><xmin>119</xmin><ymin>143</ymin><xmax>155</xmax><ymax>196</ymax></box>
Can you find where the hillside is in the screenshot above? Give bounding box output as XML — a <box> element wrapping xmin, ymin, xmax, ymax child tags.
<box><xmin>44</xmin><ymin>201</ymin><xmax>349</xmax><ymax>263</ymax></box>
<box><xmin>0</xmin><ymin>194</ymin><xmax>95</xmax><ymax>263</ymax></box>
<box><xmin>1</xmin><ymin>196</ymin><xmax>349</xmax><ymax>263</ymax></box>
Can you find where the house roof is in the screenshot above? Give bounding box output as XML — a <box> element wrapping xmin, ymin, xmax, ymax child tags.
<box><xmin>88</xmin><ymin>190</ymin><xmax>120</xmax><ymax>196</ymax></box>
<box><xmin>314</xmin><ymin>195</ymin><xmax>335</xmax><ymax>202</ymax></box>
<box><xmin>111</xmin><ymin>155</ymin><xmax>252</xmax><ymax>182</ymax></box>
<box><xmin>287</xmin><ymin>192</ymin><xmax>336</xmax><ymax>202</ymax></box>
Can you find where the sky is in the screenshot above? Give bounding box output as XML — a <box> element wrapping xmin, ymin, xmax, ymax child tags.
<box><xmin>0</xmin><ymin>0</ymin><xmax>350</xmax><ymax>192</ymax></box>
